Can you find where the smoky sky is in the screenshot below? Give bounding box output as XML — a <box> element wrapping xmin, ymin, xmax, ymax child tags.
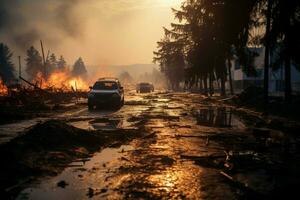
<box><xmin>0</xmin><ymin>0</ymin><xmax>84</xmax><ymax>50</ymax></box>
<box><xmin>0</xmin><ymin>0</ymin><xmax>182</xmax><ymax>66</ymax></box>
<box><xmin>55</xmin><ymin>0</ymin><xmax>82</xmax><ymax>37</ymax></box>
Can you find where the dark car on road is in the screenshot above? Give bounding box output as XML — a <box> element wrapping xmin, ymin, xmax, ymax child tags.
<box><xmin>136</xmin><ymin>82</ymin><xmax>154</xmax><ymax>93</ymax></box>
<box><xmin>88</xmin><ymin>78</ymin><xmax>124</xmax><ymax>110</ymax></box>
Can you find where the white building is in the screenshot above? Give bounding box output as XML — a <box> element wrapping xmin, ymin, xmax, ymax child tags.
<box><xmin>231</xmin><ymin>47</ymin><xmax>300</xmax><ymax>95</ymax></box>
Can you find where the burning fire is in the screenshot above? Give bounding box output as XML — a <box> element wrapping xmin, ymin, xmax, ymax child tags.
<box><xmin>0</xmin><ymin>77</ymin><xmax>8</xmax><ymax>96</ymax></box>
<box><xmin>34</xmin><ymin>71</ymin><xmax>89</xmax><ymax>91</ymax></box>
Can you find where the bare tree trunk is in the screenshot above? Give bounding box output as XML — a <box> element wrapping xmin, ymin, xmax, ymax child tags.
<box><xmin>220</xmin><ymin>73</ymin><xmax>226</xmax><ymax>96</ymax></box>
<box><xmin>195</xmin><ymin>75</ymin><xmax>199</xmax><ymax>90</ymax></box>
<box><xmin>284</xmin><ymin>6</ymin><xmax>292</xmax><ymax>103</ymax></box>
<box><xmin>208</xmin><ymin>73</ymin><xmax>212</xmax><ymax>96</ymax></box>
<box><xmin>203</xmin><ymin>74</ymin><xmax>208</xmax><ymax>96</ymax></box>
<box><xmin>285</xmin><ymin>51</ymin><xmax>292</xmax><ymax>102</ymax></box>
<box><xmin>227</xmin><ymin>58</ymin><xmax>234</xmax><ymax>95</ymax></box>
<box><xmin>211</xmin><ymin>75</ymin><xmax>214</xmax><ymax>95</ymax></box>
<box><xmin>264</xmin><ymin>0</ymin><xmax>272</xmax><ymax>105</ymax></box>
<box><xmin>199</xmin><ymin>77</ymin><xmax>203</xmax><ymax>93</ymax></box>
<box><xmin>217</xmin><ymin>78</ymin><xmax>221</xmax><ymax>92</ymax></box>
<box><xmin>209</xmin><ymin>72</ymin><xmax>214</xmax><ymax>96</ymax></box>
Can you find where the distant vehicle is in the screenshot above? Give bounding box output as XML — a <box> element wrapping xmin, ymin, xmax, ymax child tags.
<box><xmin>88</xmin><ymin>78</ymin><xmax>124</xmax><ymax>110</ymax></box>
<box><xmin>136</xmin><ymin>82</ymin><xmax>154</xmax><ymax>93</ymax></box>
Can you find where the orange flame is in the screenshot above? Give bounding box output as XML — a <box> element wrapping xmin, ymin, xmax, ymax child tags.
<box><xmin>34</xmin><ymin>71</ymin><xmax>89</xmax><ymax>91</ymax></box>
<box><xmin>0</xmin><ymin>77</ymin><xmax>8</xmax><ymax>96</ymax></box>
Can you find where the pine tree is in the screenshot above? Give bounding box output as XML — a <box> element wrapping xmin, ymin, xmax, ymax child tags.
<box><xmin>153</xmin><ymin>37</ymin><xmax>185</xmax><ymax>90</ymax></box>
<box><xmin>154</xmin><ymin>0</ymin><xmax>299</xmax><ymax>100</ymax></box>
<box><xmin>0</xmin><ymin>43</ymin><xmax>15</xmax><ymax>84</ymax></box>
<box><xmin>49</xmin><ymin>53</ymin><xmax>57</xmax><ymax>71</ymax></box>
<box><xmin>43</xmin><ymin>53</ymin><xmax>58</xmax><ymax>76</ymax></box>
<box><xmin>268</xmin><ymin>0</ymin><xmax>300</xmax><ymax>102</ymax></box>
<box><xmin>72</xmin><ymin>57</ymin><xmax>87</xmax><ymax>78</ymax></box>
<box><xmin>252</xmin><ymin>0</ymin><xmax>300</xmax><ymax>102</ymax></box>
<box><xmin>25</xmin><ymin>46</ymin><xmax>43</xmax><ymax>80</ymax></box>
<box><xmin>154</xmin><ymin>0</ymin><xmax>259</xmax><ymax>95</ymax></box>
<box><xmin>57</xmin><ymin>55</ymin><xmax>67</xmax><ymax>71</ymax></box>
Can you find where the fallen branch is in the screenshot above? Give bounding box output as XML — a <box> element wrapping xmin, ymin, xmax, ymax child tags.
<box><xmin>19</xmin><ymin>76</ymin><xmax>49</xmax><ymax>94</ymax></box>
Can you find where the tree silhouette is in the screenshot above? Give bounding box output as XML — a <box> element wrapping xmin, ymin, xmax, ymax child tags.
<box><xmin>153</xmin><ymin>36</ymin><xmax>185</xmax><ymax>90</ymax></box>
<box><xmin>57</xmin><ymin>55</ymin><xmax>67</xmax><ymax>71</ymax></box>
<box><xmin>0</xmin><ymin>43</ymin><xmax>15</xmax><ymax>84</ymax></box>
<box><xmin>251</xmin><ymin>0</ymin><xmax>300</xmax><ymax>102</ymax></box>
<box><xmin>268</xmin><ymin>0</ymin><xmax>300</xmax><ymax>102</ymax></box>
<box><xmin>155</xmin><ymin>0</ymin><xmax>258</xmax><ymax>95</ymax></box>
<box><xmin>44</xmin><ymin>53</ymin><xmax>57</xmax><ymax>75</ymax></box>
<box><xmin>119</xmin><ymin>71</ymin><xmax>133</xmax><ymax>83</ymax></box>
<box><xmin>72</xmin><ymin>57</ymin><xmax>87</xmax><ymax>78</ymax></box>
<box><xmin>25</xmin><ymin>46</ymin><xmax>43</xmax><ymax>80</ymax></box>
<box><xmin>155</xmin><ymin>0</ymin><xmax>300</xmax><ymax>100</ymax></box>
<box><xmin>49</xmin><ymin>53</ymin><xmax>57</xmax><ymax>69</ymax></box>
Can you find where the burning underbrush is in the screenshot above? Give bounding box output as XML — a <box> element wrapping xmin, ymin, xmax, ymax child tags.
<box><xmin>0</xmin><ymin>72</ymin><xmax>90</xmax><ymax>124</ymax></box>
<box><xmin>0</xmin><ymin>78</ymin><xmax>8</xmax><ymax>96</ymax></box>
<box><xmin>1</xmin><ymin>69</ymin><xmax>90</xmax><ymax>97</ymax></box>
<box><xmin>34</xmin><ymin>70</ymin><xmax>89</xmax><ymax>92</ymax></box>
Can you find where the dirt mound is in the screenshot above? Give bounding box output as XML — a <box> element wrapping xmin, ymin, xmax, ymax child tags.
<box><xmin>0</xmin><ymin>120</ymin><xmax>141</xmax><ymax>197</ymax></box>
<box><xmin>18</xmin><ymin>120</ymin><xmax>104</xmax><ymax>149</ymax></box>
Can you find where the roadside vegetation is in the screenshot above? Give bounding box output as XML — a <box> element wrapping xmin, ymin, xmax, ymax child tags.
<box><xmin>154</xmin><ymin>0</ymin><xmax>300</xmax><ymax>104</ymax></box>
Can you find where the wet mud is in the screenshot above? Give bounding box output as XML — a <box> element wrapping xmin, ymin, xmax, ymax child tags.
<box><xmin>0</xmin><ymin>120</ymin><xmax>143</xmax><ymax>199</ymax></box>
<box><xmin>1</xmin><ymin>91</ymin><xmax>300</xmax><ymax>199</ymax></box>
<box><xmin>0</xmin><ymin>93</ymin><xmax>87</xmax><ymax>125</ymax></box>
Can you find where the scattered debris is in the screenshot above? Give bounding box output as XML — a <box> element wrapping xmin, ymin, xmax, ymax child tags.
<box><xmin>2</xmin><ymin>91</ymin><xmax>300</xmax><ymax>200</ymax></box>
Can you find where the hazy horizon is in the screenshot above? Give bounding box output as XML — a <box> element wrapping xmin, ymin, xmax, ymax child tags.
<box><xmin>0</xmin><ymin>0</ymin><xmax>183</xmax><ymax>70</ymax></box>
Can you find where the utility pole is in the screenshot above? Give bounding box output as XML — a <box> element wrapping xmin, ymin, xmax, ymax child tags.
<box><xmin>40</xmin><ymin>40</ymin><xmax>47</xmax><ymax>78</ymax></box>
<box><xmin>18</xmin><ymin>56</ymin><xmax>22</xmax><ymax>80</ymax></box>
<box><xmin>284</xmin><ymin>4</ymin><xmax>292</xmax><ymax>103</ymax></box>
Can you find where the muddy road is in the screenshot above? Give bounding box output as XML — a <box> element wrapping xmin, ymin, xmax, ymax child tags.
<box><xmin>2</xmin><ymin>90</ymin><xmax>300</xmax><ymax>199</ymax></box>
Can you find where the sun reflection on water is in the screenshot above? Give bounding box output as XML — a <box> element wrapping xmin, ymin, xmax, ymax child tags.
<box><xmin>146</xmin><ymin>162</ymin><xmax>203</xmax><ymax>197</ymax></box>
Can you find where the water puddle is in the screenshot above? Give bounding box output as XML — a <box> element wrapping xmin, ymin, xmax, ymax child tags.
<box><xmin>124</xmin><ymin>95</ymin><xmax>149</xmax><ymax>106</ymax></box>
<box><xmin>193</xmin><ymin>107</ymin><xmax>245</xmax><ymax>129</ymax></box>
<box><xmin>17</xmin><ymin>145</ymin><xmax>133</xmax><ymax>200</ymax></box>
<box><xmin>69</xmin><ymin>117</ymin><xmax>135</xmax><ymax>131</ymax></box>
<box><xmin>90</xmin><ymin>118</ymin><xmax>122</xmax><ymax>130</ymax></box>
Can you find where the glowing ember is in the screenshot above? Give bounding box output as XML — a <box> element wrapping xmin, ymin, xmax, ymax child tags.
<box><xmin>0</xmin><ymin>77</ymin><xmax>8</xmax><ymax>96</ymax></box>
<box><xmin>34</xmin><ymin>71</ymin><xmax>89</xmax><ymax>91</ymax></box>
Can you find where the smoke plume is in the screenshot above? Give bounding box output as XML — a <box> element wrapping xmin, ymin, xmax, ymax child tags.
<box><xmin>0</xmin><ymin>0</ymin><xmax>85</xmax><ymax>50</ymax></box>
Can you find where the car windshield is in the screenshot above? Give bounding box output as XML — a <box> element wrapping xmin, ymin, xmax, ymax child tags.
<box><xmin>140</xmin><ymin>83</ymin><xmax>150</xmax><ymax>86</ymax></box>
<box><xmin>93</xmin><ymin>81</ymin><xmax>118</xmax><ymax>90</ymax></box>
